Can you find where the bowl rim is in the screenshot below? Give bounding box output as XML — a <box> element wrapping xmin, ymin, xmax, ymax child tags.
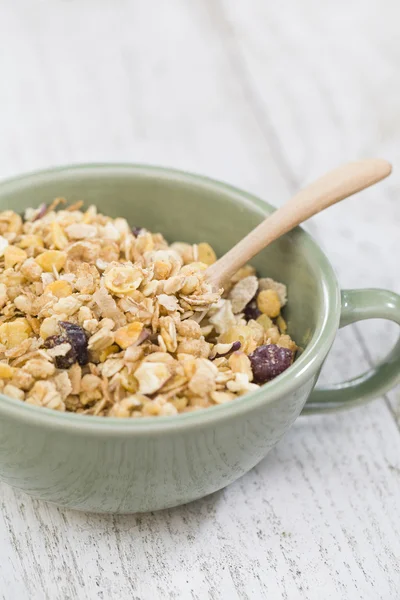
<box><xmin>0</xmin><ymin>163</ymin><xmax>341</xmax><ymax>434</ymax></box>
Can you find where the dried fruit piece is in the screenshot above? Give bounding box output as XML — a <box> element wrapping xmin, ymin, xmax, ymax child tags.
<box><xmin>256</xmin><ymin>289</ymin><xmax>281</xmax><ymax>318</ymax></box>
<box><xmin>18</xmin><ymin>234</ymin><xmax>44</xmax><ymax>250</ymax></box>
<box><xmin>0</xmin><ymin>364</ymin><xmax>14</xmax><ymax>379</ymax></box>
<box><xmin>256</xmin><ymin>314</ymin><xmax>274</xmax><ymax>331</ymax></box>
<box><xmin>258</xmin><ymin>277</ymin><xmax>287</xmax><ymax>306</ymax></box>
<box><xmin>51</xmin><ymin>222</ymin><xmax>69</xmax><ymax>250</ymax></box>
<box><xmin>0</xmin><ymin>211</ymin><xmax>22</xmax><ymax>233</ymax></box>
<box><xmin>0</xmin><ymin>319</ymin><xmax>32</xmax><ymax>349</ymax></box>
<box><xmin>4</xmin><ymin>246</ymin><xmax>27</xmax><ymax>269</ymax></box>
<box><xmin>44</xmin><ymin>280</ymin><xmax>73</xmax><ymax>298</ymax></box>
<box><xmin>220</xmin><ymin>325</ymin><xmax>256</xmax><ymax>354</ymax></box>
<box><xmin>197</xmin><ymin>243</ymin><xmax>217</xmax><ymax>266</ymax></box>
<box><xmin>276</xmin><ymin>315</ymin><xmax>287</xmax><ymax>334</ymax></box>
<box><xmin>115</xmin><ymin>322</ymin><xmax>144</xmax><ymax>349</ymax></box>
<box><xmin>243</xmin><ymin>299</ymin><xmax>261</xmax><ymax>321</ymax></box>
<box><xmin>249</xmin><ymin>344</ymin><xmax>294</xmax><ymax>383</ymax></box>
<box><xmin>36</xmin><ymin>250</ymin><xmax>67</xmax><ymax>272</ymax></box>
<box><xmin>99</xmin><ymin>344</ymin><xmax>120</xmax><ymax>362</ymax></box>
<box><xmin>59</xmin><ymin>322</ymin><xmax>89</xmax><ymax>366</ymax></box>
<box><xmin>44</xmin><ymin>335</ymin><xmax>76</xmax><ymax>369</ymax></box>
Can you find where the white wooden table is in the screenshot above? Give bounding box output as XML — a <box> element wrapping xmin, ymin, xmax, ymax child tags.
<box><xmin>0</xmin><ymin>2</ymin><xmax>399</xmax><ymax>598</ymax></box>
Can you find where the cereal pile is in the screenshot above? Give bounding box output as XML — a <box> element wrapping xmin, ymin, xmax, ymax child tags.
<box><xmin>0</xmin><ymin>201</ymin><xmax>297</xmax><ymax>417</ymax></box>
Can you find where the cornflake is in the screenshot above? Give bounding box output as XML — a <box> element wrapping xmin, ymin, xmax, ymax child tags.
<box><xmin>0</xmin><ymin>202</ymin><xmax>298</xmax><ymax>417</ymax></box>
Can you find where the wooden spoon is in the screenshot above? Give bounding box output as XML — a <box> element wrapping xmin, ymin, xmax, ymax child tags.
<box><xmin>206</xmin><ymin>159</ymin><xmax>392</xmax><ymax>289</ymax></box>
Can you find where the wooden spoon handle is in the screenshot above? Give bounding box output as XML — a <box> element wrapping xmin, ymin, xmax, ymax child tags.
<box><xmin>206</xmin><ymin>159</ymin><xmax>392</xmax><ymax>289</ymax></box>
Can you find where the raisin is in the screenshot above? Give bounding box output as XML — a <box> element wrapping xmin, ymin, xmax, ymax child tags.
<box><xmin>44</xmin><ymin>334</ymin><xmax>77</xmax><ymax>369</ymax></box>
<box><xmin>44</xmin><ymin>334</ymin><xmax>66</xmax><ymax>349</ymax></box>
<box><xmin>249</xmin><ymin>344</ymin><xmax>293</xmax><ymax>383</ymax></box>
<box><xmin>243</xmin><ymin>299</ymin><xmax>261</xmax><ymax>321</ymax></box>
<box><xmin>132</xmin><ymin>226</ymin><xmax>143</xmax><ymax>237</ymax></box>
<box><xmin>54</xmin><ymin>351</ymin><xmax>77</xmax><ymax>370</ymax></box>
<box><xmin>59</xmin><ymin>322</ymin><xmax>89</xmax><ymax>366</ymax></box>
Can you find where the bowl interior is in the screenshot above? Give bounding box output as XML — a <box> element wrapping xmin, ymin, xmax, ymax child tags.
<box><xmin>0</xmin><ymin>164</ymin><xmax>331</xmax><ymax>352</ymax></box>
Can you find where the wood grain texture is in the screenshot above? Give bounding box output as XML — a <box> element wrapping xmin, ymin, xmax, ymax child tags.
<box><xmin>0</xmin><ymin>1</ymin><xmax>399</xmax><ymax>599</ymax></box>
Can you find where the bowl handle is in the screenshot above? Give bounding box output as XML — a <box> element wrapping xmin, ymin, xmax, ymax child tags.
<box><xmin>303</xmin><ymin>288</ymin><xmax>400</xmax><ymax>414</ymax></box>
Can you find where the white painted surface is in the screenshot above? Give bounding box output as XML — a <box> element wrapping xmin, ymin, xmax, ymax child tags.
<box><xmin>0</xmin><ymin>1</ymin><xmax>399</xmax><ymax>598</ymax></box>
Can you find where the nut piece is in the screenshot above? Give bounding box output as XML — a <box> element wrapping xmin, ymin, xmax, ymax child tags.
<box><xmin>40</xmin><ymin>316</ymin><xmax>60</xmax><ymax>340</ymax></box>
<box><xmin>65</xmin><ymin>223</ymin><xmax>97</xmax><ymax>240</ymax></box>
<box><xmin>210</xmin><ymin>391</ymin><xmax>235</xmax><ymax>404</ymax></box>
<box><xmin>256</xmin><ymin>289</ymin><xmax>281</xmax><ymax>318</ymax></box>
<box><xmin>134</xmin><ymin>362</ymin><xmax>171</xmax><ymax>394</ymax></box>
<box><xmin>228</xmin><ymin>351</ymin><xmax>253</xmax><ymax>381</ymax></box>
<box><xmin>188</xmin><ymin>359</ymin><xmax>217</xmax><ymax>396</ymax></box>
<box><xmin>20</xmin><ymin>258</ymin><xmax>43</xmax><ymax>282</ymax></box>
<box><xmin>209</xmin><ymin>301</ymin><xmax>236</xmax><ymax>335</ymax></box>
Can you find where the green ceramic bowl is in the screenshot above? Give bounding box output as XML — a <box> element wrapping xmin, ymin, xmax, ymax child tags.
<box><xmin>0</xmin><ymin>164</ymin><xmax>399</xmax><ymax>514</ymax></box>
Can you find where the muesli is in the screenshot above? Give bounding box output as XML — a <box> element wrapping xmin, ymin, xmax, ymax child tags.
<box><xmin>0</xmin><ymin>201</ymin><xmax>297</xmax><ymax>417</ymax></box>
